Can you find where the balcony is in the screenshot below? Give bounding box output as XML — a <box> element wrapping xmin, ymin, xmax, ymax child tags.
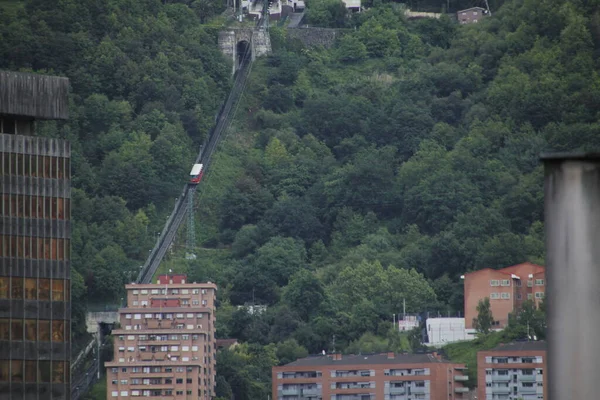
<box><xmin>454</xmin><ymin>387</ymin><xmax>469</xmax><ymax>394</ymax></box>
<box><xmin>300</xmin><ymin>388</ymin><xmax>320</xmax><ymax>396</ymax></box>
<box><xmin>491</xmin><ymin>375</ymin><xmax>511</xmax><ymax>382</ymax></box>
<box><xmin>411</xmin><ymin>386</ymin><xmax>426</xmax><ymax>394</ymax></box>
<box><xmin>518</xmin><ymin>375</ymin><xmax>536</xmax><ymax>382</ymax></box>
<box><xmin>491</xmin><ymin>386</ymin><xmax>510</xmax><ymax>394</ymax></box>
<box><xmin>282</xmin><ymin>388</ymin><xmax>299</xmax><ymax>395</ymax></box>
<box><xmin>389</xmin><ymin>386</ymin><xmax>406</xmax><ymax>395</ymax></box>
<box><xmin>519</xmin><ymin>386</ymin><xmax>537</xmax><ymax>394</ymax></box>
<box><xmin>454</xmin><ymin>375</ymin><xmax>469</xmax><ymax>382</ymax></box>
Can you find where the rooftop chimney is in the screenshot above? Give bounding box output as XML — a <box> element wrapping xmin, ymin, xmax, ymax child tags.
<box><xmin>387</xmin><ymin>352</ymin><xmax>395</xmax><ymax>359</ymax></box>
<box><xmin>543</xmin><ymin>153</ymin><xmax>600</xmax><ymax>400</ymax></box>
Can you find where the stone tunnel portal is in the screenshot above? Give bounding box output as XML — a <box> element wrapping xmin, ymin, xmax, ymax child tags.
<box><xmin>237</xmin><ymin>40</ymin><xmax>251</xmax><ymax>66</ymax></box>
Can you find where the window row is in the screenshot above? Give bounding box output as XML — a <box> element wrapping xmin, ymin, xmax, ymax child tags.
<box><xmin>125</xmin><ymin>313</ymin><xmax>204</xmax><ymax>320</ymax></box>
<box><xmin>131</xmin><ymin>299</ymin><xmax>206</xmax><ymax>306</ymax></box>
<box><xmin>119</xmin><ymin>334</ymin><xmax>202</xmax><ymax>341</ymax></box>
<box><xmin>112</xmin><ymin>377</ymin><xmax>194</xmax><ymax>385</ymax></box>
<box><xmin>118</xmin><ymin>345</ymin><xmax>200</xmax><ymax>352</ymax></box>
<box><xmin>0</xmin><ymin>277</ymin><xmax>69</xmax><ymax>301</ymax></box>
<box><xmin>1</xmin><ymin>195</ymin><xmax>70</xmax><ymax>220</ymax></box>
<box><xmin>0</xmin><ymin>319</ymin><xmax>68</xmax><ymax>342</ymax></box>
<box><xmin>111</xmin><ymin>390</ymin><xmax>193</xmax><ymax>397</ymax></box>
<box><xmin>124</xmin><ymin>323</ymin><xmax>205</xmax><ymax>331</ymax></box>
<box><xmin>0</xmin><ymin>360</ymin><xmax>68</xmax><ymax>383</ymax></box>
<box><xmin>490</xmin><ymin>279</ymin><xmax>511</xmax><ymax>287</ymax></box>
<box><xmin>111</xmin><ymin>366</ymin><xmax>195</xmax><ymax>373</ymax></box>
<box><xmin>1</xmin><ymin>153</ymin><xmax>70</xmax><ymax>180</ymax></box>
<box><xmin>490</xmin><ymin>292</ymin><xmax>511</xmax><ymax>300</ymax></box>
<box><xmin>0</xmin><ymin>235</ymin><xmax>70</xmax><ymax>260</ymax></box>
<box><xmin>133</xmin><ymin>288</ymin><xmax>208</xmax><ymax>295</ymax></box>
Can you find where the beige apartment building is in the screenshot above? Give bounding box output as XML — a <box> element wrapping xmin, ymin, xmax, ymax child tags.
<box><xmin>105</xmin><ymin>274</ymin><xmax>217</xmax><ymax>400</ymax></box>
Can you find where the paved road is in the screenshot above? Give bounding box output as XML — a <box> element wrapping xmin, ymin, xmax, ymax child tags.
<box><xmin>287</xmin><ymin>11</ymin><xmax>305</xmax><ymax>28</ymax></box>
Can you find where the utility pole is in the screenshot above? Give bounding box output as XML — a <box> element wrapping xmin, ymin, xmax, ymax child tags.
<box><xmin>332</xmin><ymin>334</ymin><xmax>336</xmax><ymax>353</ymax></box>
<box><xmin>403</xmin><ymin>298</ymin><xmax>406</xmax><ymax>320</ymax></box>
<box><xmin>96</xmin><ymin>332</ymin><xmax>101</xmax><ymax>379</ymax></box>
<box><xmin>484</xmin><ymin>0</ymin><xmax>492</xmax><ymax>16</ymax></box>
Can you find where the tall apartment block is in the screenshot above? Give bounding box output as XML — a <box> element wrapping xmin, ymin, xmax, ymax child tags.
<box><xmin>0</xmin><ymin>71</ymin><xmax>71</xmax><ymax>400</ymax></box>
<box><xmin>105</xmin><ymin>274</ymin><xmax>217</xmax><ymax>400</ymax></box>
<box><xmin>463</xmin><ymin>262</ymin><xmax>545</xmax><ymax>331</ymax></box>
<box><xmin>477</xmin><ymin>341</ymin><xmax>546</xmax><ymax>400</ymax></box>
<box><xmin>272</xmin><ymin>352</ymin><xmax>469</xmax><ymax>400</ymax></box>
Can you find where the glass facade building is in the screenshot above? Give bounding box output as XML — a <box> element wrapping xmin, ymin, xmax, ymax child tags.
<box><xmin>0</xmin><ymin>71</ymin><xmax>71</xmax><ymax>400</ymax></box>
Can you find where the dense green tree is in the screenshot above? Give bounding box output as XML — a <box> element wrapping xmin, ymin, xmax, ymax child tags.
<box><xmin>473</xmin><ymin>298</ymin><xmax>494</xmax><ymax>335</ymax></box>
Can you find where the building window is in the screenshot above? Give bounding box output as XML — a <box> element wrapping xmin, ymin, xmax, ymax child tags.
<box><xmin>490</xmin><ymin>293</ymin><xmax>499</xmax><ymax>300</ymax></box>
<box><xmin>527</xmin><ymin>280</ymin><xmax>533</xmax><ymax>287</ymax></box>
<box><xmin>501</xmin><ymin>293</ymin><xmax>510</xmax><ymax>299</ymax></box>
<box><xmin>501</xmin><ymin>280</ymin><xmax>510</xmax><ymax>286</ymax></box>
<box><xmin>535</xmin><ymin>292</ymin><xmax>544</xmax><ymax>299</ymax></box>
<box><xmin>112</xmin><ymin>392</ymin><xmax>118</xmax><ymax>397</ymax></box>
<box><xmin>24</xmin><ymin>361</ymin><xmax>36</xmax><ymax>382</ymax></box>
<box><xmin>176</xmin><ymin>378</ymin><xmax>183</xmax><ymax>384</ymax></box>
<box><xmin>517</xmin><ymin>293</ymin><xmax>522</xmax><ymax>300</ymax></box>
<box><xmin>24</xmin><ymin>319</ymin><xmax>36</xmax><ymax>341</ymax></box>
<box><xmin>527</xmin><ymin>293</ymin><xmax>533</xmax><ymax>300</ymax></box>
<box><xmin>535</xmin><ymin>279</ymin><xmax>544</xmax><ymax>286</ymax></box>
<box><xmin>490</xmin><ymin>280</ymin><xmax>499</xmax><ymax>286</ymax></box>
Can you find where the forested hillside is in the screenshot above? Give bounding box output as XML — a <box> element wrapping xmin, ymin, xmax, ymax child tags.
<box><xmin>0</xmin><ymin>0</ymin><xmax>230</xmax><ymax>341</ymax></box>
<box><xmin>180</xmin><ymin>1</ymin><xmax>599</xmax><ymax>397</ymax></box>
<box><xmin>2</xmin><ymin>0</ymin><xmax>599</xmax><ymax>398</ymax></box>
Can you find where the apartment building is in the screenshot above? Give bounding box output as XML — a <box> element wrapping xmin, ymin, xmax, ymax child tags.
<box><xmin>105</xmin><ymin>274</ymin><xmax>217</xmax><ymax>400</ymax></box>
<box><xmin>456</xmin><ymin>7</ymin><xmax>489</xmax><ymax>24</ymax></box>
<box><xmin>0</xmin><ymin>71</ymin><xmax>71</xmax><ymax>400</ymax></box>
<box><xmin>272</xmin><ymin>352</ymin><xmax>469</xmax><ymax>400</ymax></box>
<box><xmin>477</xmin><ymin>341</ymin><xmax>546</xmax><ymax>400</ymax></box>
<box><xmin>463</xmin><ymin>262</ymin><xmax>545</xmax><ymax>331</ymax></box>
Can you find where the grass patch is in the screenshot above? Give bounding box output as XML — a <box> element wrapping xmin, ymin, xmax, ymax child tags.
<box><xmin>0</xmin><ymin>0</ymin><xmax>23</xmax><ymax>14</ymax></box>
<box><xmin>443</xmin><ymin>332</ymin><xmax>506</xmax><ymax>388</ymax></box>
<box><xmin>82</xmin><ymin>377</ymin><xmax>107</xmax><ymax>400</ymax></box>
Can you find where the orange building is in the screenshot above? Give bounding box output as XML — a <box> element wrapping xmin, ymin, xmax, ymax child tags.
<box><xmin>477</xmin><ymin>341</ymin><xmax>546</xmax><ymax>400</ymax></box>
<box><xmin>463</xmin><ymin>262</ymin><xmax>545</xmax><ymax>331</ymax></box>
<box><xmin>272</xmin><ymin>352</ymin><xmax>469</xmax><ymax>400</ymax></box>
<box><xmin>104</xmin><ymin>274</ymin><xmax>217</xmax><ymax>400</ymax></box>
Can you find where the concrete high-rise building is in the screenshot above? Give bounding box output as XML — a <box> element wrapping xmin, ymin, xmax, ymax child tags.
<box><xmin>0</xmin><ymin>71</ymin><xmax>71</xmax><ymax>400</ymax></box>
<box><xmin>105</xmin><ymin>274</ymin><xmax>217</xmax><ymax>400</ymax></box>
<box><xmin>463</xmin><ymin>262</ymin><xmax>545</xmax><ymax>332</ymax></box>
<box><xmin>477</xmin><ymin>341</ymin><xmax>547</xmax><ymax>400</ymax></box>
<box><xmin>272</xmin><ymin>352</ymin><xmax>469</xmax><ymax>400</ymax></box>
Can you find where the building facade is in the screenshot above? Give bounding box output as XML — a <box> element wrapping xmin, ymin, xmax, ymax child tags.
<box><xmin>0</xmin><ymin>71</ymin><xmax>71</xmax><ymax>400</ymax></box>
<box><xmin>477</xmin><ymin>341</ymin><xmax>546</xmax><ymax>400</ymax></box>
<box><xmin>463</xmin><ymin>262</ymin><xmax>545</xmax><ymax>331</ymax></box>
<box><xmin>105</xmin><ymin>274</ymin><xmax>217</xmax><ymax>400</ymax></box>
<box><xmin>272</xmin><ymin>352</ymin><xmax>469</xmax><ymax>400</ymax></box>
<box><xmin>456</xmin><ymin>7</ymin><xmax>489</xmax><ymax>24</ymax></box>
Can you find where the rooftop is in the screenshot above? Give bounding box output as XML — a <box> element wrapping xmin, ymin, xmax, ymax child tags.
<box><xmin>283</xmin><ymin>352</ymin><xmax>456</xmax><ymax>367</ymax></box>
<box><xmin>463</xmin><ymin>262</ymin><xmax>545</xmax><ymax>278</ymax></box>
<box><xmin>490</xmin><ymin>341</ymin><xmax>547</xmax><ymax>352</ymax></box>
<box><xmin>0</xmin><ymin>70</ymin><xmax>69</xmax><ymax>120</ymax></box>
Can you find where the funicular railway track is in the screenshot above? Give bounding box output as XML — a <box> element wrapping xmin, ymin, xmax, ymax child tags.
<box><xmin>136</xmin><ymin>23</ymin><xmax>258</xmax><ymax>284</ymax></box>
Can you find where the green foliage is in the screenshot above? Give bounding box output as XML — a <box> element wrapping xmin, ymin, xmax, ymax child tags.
<box><xmin>473</xmin><ymin>298</ymin><xmax>494</xmax><ymax>335</ymax></box>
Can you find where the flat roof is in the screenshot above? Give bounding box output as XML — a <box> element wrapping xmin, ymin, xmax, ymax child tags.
<box><xmin>540</xmin><ymin>152</ymin><xmax>600</xmax><ymax>161</ymax></box>
<box><xmin>490</xmin><ymin>341</ymin><xmax>547</xmax><ymax>352</ymax></box>
<box><xmin>0</xmin><ymin>71</ymin><xmax>69</xmax><ymax>119</ymax></box>
<box><xmin>283</xmin><ymin>353</ymin><xmax>454</xmax><ymax>367</ymax></box>
<box><xmin>190</xmin><ymin>163</ymin><xmax>203</xmax><ymax>175</ymax></box>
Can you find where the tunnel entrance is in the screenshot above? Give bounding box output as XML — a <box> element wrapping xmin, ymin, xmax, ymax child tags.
<box><xmin>237</xmin><ymin>40</ymin><xmax>251</xmax><ymax>66</ymax></box>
